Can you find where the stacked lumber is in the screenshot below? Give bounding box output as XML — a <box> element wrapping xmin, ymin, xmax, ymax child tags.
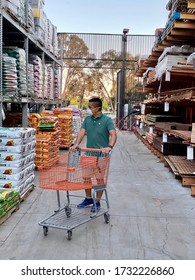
<box><xmin>155</xmin><ymin>122</ymin><xmax>192</xmax><ymax>131</ymax></box>
<box><xmin>153</xmin><ymin>136</ymin><xmax>187</xmax><ymax>155</ymax></box>
<box><xmin>191</xmin><ymin>123</ymin><xmax>195</xmax><ymax>144</ymax></box>
<box><xmin>146</xmin><ymin>115</ymin><xmax>182</xmax><ymax>123</ymax></box>
<box><xmin>145</xmin><ymin>132</ymin><xmax>156</xmax><ymax>144</ymax></box>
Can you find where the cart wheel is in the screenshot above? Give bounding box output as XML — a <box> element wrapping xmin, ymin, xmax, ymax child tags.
<box><xmin>104</xmin><ymin>213</ymin><xmax>110</xmax><ymax>224</ymax></box>
<box><xmin>65</xmin><ymin>206</ymin><xmax>72</xmax><ymax>217</ymax></box>
<box><xmin>67</xmin><ymin>230</ymin><xmax>72</xmax><ymax>240</ymax></box>
<box><xmin>43</xmin><ymin>226</ymin><xmax>48</xmax><ymax>236</ymax></box>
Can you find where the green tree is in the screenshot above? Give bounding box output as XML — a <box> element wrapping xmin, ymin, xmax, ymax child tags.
<box><xmin>58</xmin><ymin>33</ymin><xmax>93</xmax><ymax>102</ymax></box>
<box><xmin>58</xmin><ymin>33</ymin><xmax>142</xmax><ymax>111</ymax></box>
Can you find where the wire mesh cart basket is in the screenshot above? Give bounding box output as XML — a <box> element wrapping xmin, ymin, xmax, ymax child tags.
<box><xmin>38</xmin><ymin>148</ymin><xmax>111</xmax><ymax>240</ymax></box>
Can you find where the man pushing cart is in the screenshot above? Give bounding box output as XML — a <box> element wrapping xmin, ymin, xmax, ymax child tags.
<box><xmin>38</xmin><ymin>97</ymin><xmax>117</xmax><ymax>240</ymax></box>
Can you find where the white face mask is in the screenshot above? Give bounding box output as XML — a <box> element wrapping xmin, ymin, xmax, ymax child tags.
<box><xmin>86</xmin><ymin>108</ymin><xmax>92</xmax><ymax>115</ymax></box>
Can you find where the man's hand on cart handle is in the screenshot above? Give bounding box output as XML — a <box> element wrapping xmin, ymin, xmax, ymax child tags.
<box><xmin>69</xmin><ymin>144</ymin><xmax>79</xmax><ymax>151</ymax></box>
<box><xmin>70</xmin><ymin>145</ymin><xmax>112</xmax><ymax>153</ymax></box>
<box><xmin>101</xmin><ymin>146</ymin><xmax>112</xmax><ymax>153</ymax></box>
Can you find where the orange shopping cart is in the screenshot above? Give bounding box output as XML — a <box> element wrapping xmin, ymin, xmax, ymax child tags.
<box><xmin>38</xmin><ymin>147</ymin><xmax>111</xmax><ymax>240</ymax></box>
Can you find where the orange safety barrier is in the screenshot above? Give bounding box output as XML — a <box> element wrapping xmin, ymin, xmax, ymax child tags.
<box><xmin>115</xmin><ymin>115</ymin><xmax>137</xmax><ymax>133</ymax></box>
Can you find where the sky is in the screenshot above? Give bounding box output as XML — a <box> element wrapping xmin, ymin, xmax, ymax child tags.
<box><xmin>44</xmin><ymin>0</ymin><xmax>169</xmax><ymax>35</ymax></box>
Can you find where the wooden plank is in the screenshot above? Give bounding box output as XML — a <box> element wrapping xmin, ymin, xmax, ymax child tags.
<box><xmin>168</xmin><ymin>156</ymin><xmax>195</xmax><ymax>175</ymax></box>
<box><xmin>191</xmin><ymin>184</ymin><xmax>195</xmax><ymax>196</ymax></box>
<box><xmin>170</xmin><ymin>29</ymin><xmax>195</xmax><ymax>36</ymax></box>
<box><xmin>174</xmin><ymin>21</ymin><xmax>195</xmax><ymax>29</ymax></box>
<box><xmin>161</xmin><ymin>40</ymin><xmax>181</xmax><ymax>46</ymax></box>
<box><xmin>167</xmin><ymin>130</ymin><xmax>191</xmax><ymax>141</ymax></box>
<box><xmin>164</xmin><ymin>156</ymin><xmax>180</xmax><ymax>176</ymax></box>
<box><xmin>182</xmin><ymin>176</ymin><xmax>195</xmax><ymax>186</ymax></box>
<box><xmin>3</xmin><ymin>7</ymin><xmax>20</xmax><ymax>23</ymax></box>
<box><xmin>166</xmin><ymin>35</ymin><xmax>187</xmax><ymax>41</ymax></box>
<box><xmin>0</xmin><ymin>204</ymin><xmax>20</xmax><ymax>225</ymax></box>
<box><xmin>188</xmin><ymin>2</ymin><xmax>195</xmax><ymax>9</ymax></box>
<box><xmin>20</xmin><ymin>185</ymin><xmax>35</xmax><ymax>203</ymax></box>
<box><xmin>169</xmin><ymin>37</ymin><xmax>195</xmax><ymax>44</ymax></box>
<box><xmin>170</xmin><ymin>69</ymin><xmax>195</xmax><ymax>75</ymax></box>
<box><xmin>180</xmin><ymin>12</ymin><xmax>195</xmax><ymax>20</ymax></box>
<box><xmin>155</xmin><ymin>45</ymin><xmax>167</xmax><ymax>51</ymax></box>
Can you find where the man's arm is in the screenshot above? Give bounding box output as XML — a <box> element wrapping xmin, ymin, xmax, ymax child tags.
<box><xmin>101</xmin><ymin>129</ymin><xmax>117</xmax><ymax>153</ymax></box>
<box><xmin>109</xmin><ymin>129</ymin><xmax>117</xmax><ymax>148</ymax></box>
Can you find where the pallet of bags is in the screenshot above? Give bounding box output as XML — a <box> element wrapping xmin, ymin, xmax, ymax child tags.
<box><xmin>2</xmin><ymin>0</ymin><xmax>21</xmax><ymax>22</ymax></box>
<box><xmin>35</xmin><ymin>116</ymin><xmax>60</xmax><ymax>169</ymax></box>
<box><xmin>31</xmin><ymin>3</ymin><xmax>46</xmax><ymax>45</ymax></box>
<box><xmin>59</xmin><ymin>117</ymin><xmax>74</xmax><ymax>148</ymax></box>
<box><xmin>29</xmin><ymin>55</ymin><xmax>43</xmax><ymax>99</ymax></box>
<box><xmin>0</xmin><ymin>127</ymin><xmax>36</xmax><ymax>139</ymax></box>
<box><xmin>35</xmin><ymin>132</ymin><xmax>59</xmax><ymax>169</ymax></box>
<box><xmin>0</xmin><ymin>127</ymin><xmax>36</xmax><ymax>196</ymax></box>
<box><xmin>28</xmin><ymin>113</ymin><xmax>41</xmax><ymax>129</ymax></box>
<box><xmin>53</xmin><ymin>108</ymin><xmax>74</xmax><ymax>148</ymax></box>
<box><xmin>3</xmin><ymin>47</ymin><xmax>27</xmax><ymax>97</ymax></box>
<box><xmin>28</xmin><ymin>63</ymin><xmax>35</xmax><ymax>98</ymax></box>
<box><xmin>0</xmin><ymin>163</ymin><xmax>36</xmax><ymax>195</ymax></box>
<box><xmin>38</xmin><ymin>116</ymin><xmax>58</xmax><ymax>131</ymax></box>
<box><xmin>43</xmin><ymin>64</ymin><xmax>48</xmax><ymax>99</ymax></box>
<box><xmin>53</xmin><ymin>68</ymin><xmax>60</xmax><ymax>99</ymax></box>
<box><xmin>47</xmin><ymin>65</ymin><xmax>54</xmax><ymax>99</ymax></box>
<box><xmin>2</xmin><ymin>53</ymin><xmax>18</xmax><ymax>100</ymax></box>
<box><xmin>0</xmin><ymin>190</ymin><xmax>20</xmax><ymax>224</ymax></box>
<box><xmin>71</xmin><ymin>107</ymin><xmax>82</xmax><ymax>141</ymax></box>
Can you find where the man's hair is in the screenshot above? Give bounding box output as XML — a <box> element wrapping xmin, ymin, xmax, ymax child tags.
<box><xmin>89</xmin><ymin>97</ymin><xmax>102</xmax><ymax>109</ymax></box>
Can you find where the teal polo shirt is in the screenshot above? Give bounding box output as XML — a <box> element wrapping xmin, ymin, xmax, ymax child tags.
<box><xmin>81</xmin><ymin>114</ymin><xmax>115</xmax><ymax>148</ymax></box>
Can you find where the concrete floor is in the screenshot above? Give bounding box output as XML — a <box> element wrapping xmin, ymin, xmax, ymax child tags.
<box><xmin>0</xmin><ymin>131</ymin><xmax>195</xmax><ymax>260</ymax></box>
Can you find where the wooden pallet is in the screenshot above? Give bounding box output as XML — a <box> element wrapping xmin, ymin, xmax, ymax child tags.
<box><xmin>135</xmin><ymin>133</ymin><xmax>195</xmax><ymax>195</ymax></box>
<box><xmin>4</xmin><ymin>7</ymin><xmax>20</xmax><ymax>23</ymax></box>
<box><xmin>0</xmin><ymin>185</ymin><xmax>35</xmax><ymax>225</ymax></box>
<box><xmin>164</xmin><ymin>156</ymin><xmax>180</xmax><ymax>177</ymax></box>
<box><xmin>181</xmin><ymin>175</ymin><xmax>195</xmax><ymax>187</ymax></box>
<box><xmin>191</xmin><ymin>184</ymin><xmax>195</xmax><ymax>196</ymax></box>
<box><xmin>0</xmin><ymin>204</ymin><xmax>20</xmax><ymax>226</ymax></box>
<box><xmin>164</xmin><ymin>156</ymin><xmax>195</xmax><ymax>188</ymax></box>
<box><xmin>20</xmin><ymin>185</ymin><xmax>35</xmax><ymax>203</ymax></box>
<box><xmin>4</xmin><ymin>7</ymin><xmax>29</xmax><ymax>31</ymax></box>
<box><xmin>165</xmin><ymin>156</ymin><xmax>195</xmax><ymax>173</ymax></box>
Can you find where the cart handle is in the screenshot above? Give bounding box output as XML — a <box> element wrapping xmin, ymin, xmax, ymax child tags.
<box><xmin>77</xmin><ymin>147</ymin><xmax>104</xmax><ymax>152</ymax></box>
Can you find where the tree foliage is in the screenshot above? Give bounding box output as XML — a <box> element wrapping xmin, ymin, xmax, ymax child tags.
<box><xmin>58</xmin><ymin>33</ymin><xmax>142</xmax><ymax>111</ymax></box>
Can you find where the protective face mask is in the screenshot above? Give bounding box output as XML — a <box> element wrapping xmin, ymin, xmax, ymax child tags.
<box><xmin>86</xmin><ymin>108</ymin><xmax>92</xmax><ymax>115</ymax></box>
